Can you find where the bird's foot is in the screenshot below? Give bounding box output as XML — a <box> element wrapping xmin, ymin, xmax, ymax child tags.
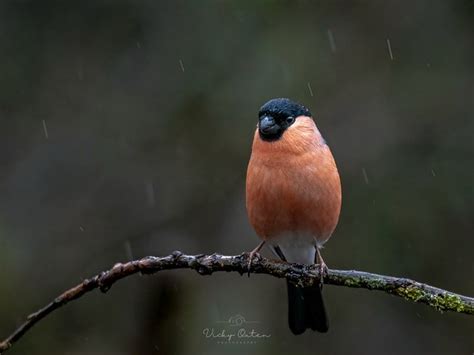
<box><xmin>246</xmin><ymin>241</ymin><xmax>265</xmax><ymax>277</ymax></box>
<box><xmin>246</xmin><ymin>250</ymin><xmax>260</xmax><ymax>277</ymax></box>
<box><xmin>315</xmin><ymin>250</ymin><xmax>328</xmax><ymax>287</ymax></box>
<box><xmin>317</xmin><ymin>261</ymin><xmax>328</xmax><ymax>278</ymax></box>
<box><xmin>315</xmin><ymin>262</ymin><xmax>328</xmax><ymax>288</ymax></box>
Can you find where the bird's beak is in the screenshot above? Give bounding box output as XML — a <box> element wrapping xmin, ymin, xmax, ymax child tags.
<box><xmin>259</xmin><ymin>115</ymin><xmax>280</xmax><ymax>136</ymax></box>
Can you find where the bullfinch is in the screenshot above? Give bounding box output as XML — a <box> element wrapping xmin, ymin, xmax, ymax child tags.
<box><xmin>246</xmin><ymin>98</ymin><xmax>342</xmax><ymax>334</ymax></box>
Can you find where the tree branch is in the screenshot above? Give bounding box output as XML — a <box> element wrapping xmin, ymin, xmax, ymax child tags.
<box><xmin>1</xmin><ymin>251</ymin><xmax>472</xmax><ymax>353</ymax></box>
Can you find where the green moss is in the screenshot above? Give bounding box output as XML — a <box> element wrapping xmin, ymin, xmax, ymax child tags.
<box><xmin>365</xmin><ymin>278</ymin><xmax>386</xmax><ymax>289</ymax></box>
<box><xmin>343</xmin><ymin>277</ymin><xmax>359</xmax><ymax>287</ymax></box>
<box><xmin>431</xmin><ymin>293</ymin><xmax>466</xmax><ymax>313</ymax></box>
<box><xmin>398</xmin><ymin>286</ymin><xmax>425</xmax><ymax>302</ymax></box>
<box><xmin>332</xmin><ymin>274</ymin><xmax>473</xmax><ymax>315</ymax></box>
<box><xmin>341</xmin><ymin>276</ymin><xmax>386</xmax><ymax>289</ymax></box>
<box><xmin>397</xmin><ymin>286</ymin><xmax>472</xmax><ymax>314</ymax></box>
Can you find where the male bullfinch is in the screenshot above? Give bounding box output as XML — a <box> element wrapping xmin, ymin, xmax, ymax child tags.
<box><xmin>246</xmin><ymin>98</ymin><xmax>342</xmax><ymax>335</ymax></box>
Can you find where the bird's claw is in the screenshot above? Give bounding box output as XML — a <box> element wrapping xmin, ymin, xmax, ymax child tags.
<box><xmin>246</xmin><ymin>241</ymin><xmax>265</xmax><ymax>278</ymax></box>
<box><xmin>317</xmin><ymin>262</ymin><xmax>328</xmax><ymax>288</ymax></box>
<box><xmin>247</xmin><ymin>251</ymin><xmax>260</xmax><ymax>277</ymax></box>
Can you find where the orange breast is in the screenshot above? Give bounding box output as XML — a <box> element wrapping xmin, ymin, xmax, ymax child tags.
<box><xmin>246</xmin><ymin>117</ymin><xmax>341</xmax><ymax>243</ymax></box>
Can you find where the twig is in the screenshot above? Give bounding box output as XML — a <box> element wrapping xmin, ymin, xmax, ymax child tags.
<box><xmin>1</xmin><ymin>251</ymin><xmax>472</xmax><ymax>353</ymax></box>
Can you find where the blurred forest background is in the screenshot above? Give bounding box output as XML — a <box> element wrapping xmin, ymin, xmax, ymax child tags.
<box><xmin>0</xmin><ymin>1</ymin><xmax>473</xmax><ymax>354</ymax></box>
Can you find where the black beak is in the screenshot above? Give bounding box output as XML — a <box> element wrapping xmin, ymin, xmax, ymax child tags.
<box><xmin>259</xmin><ymin>115</ymin><xmax>281</xmax><ymax>139</ymax></box>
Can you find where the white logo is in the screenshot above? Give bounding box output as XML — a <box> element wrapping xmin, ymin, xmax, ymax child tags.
<box><xmin>202</xmin><ymin>314</ymin><xmax>271</xmax><ymax>345</ymax></box>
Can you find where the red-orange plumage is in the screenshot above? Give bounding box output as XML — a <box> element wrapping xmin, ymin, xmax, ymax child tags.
<box><xmin>246</xmin><ymin>116</ymin><xmax>341</xmax><ymax>244</ymax></box>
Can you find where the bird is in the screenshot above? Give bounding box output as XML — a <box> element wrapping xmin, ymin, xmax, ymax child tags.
<box><xmin>245</xmin><ymin>98</ymin><xmax>342</xmax><ymax>335</ymax></box>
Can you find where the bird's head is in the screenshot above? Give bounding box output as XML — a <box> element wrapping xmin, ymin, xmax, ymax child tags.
<box><xmin>258</xmin><ymin>98</ymin><xmax>312</xmax><ymax>142</ymax></box>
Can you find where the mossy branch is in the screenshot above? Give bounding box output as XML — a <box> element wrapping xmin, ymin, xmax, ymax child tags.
<box><xmin>1</xmin><ymin>251</ymin><xmax>473</xmax><ymax>354</ymax></box>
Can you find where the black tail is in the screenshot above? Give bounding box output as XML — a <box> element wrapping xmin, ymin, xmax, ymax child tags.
<box><xmin>287</xmin><ymin>280</ymin><xmax>328</xmax><ymax>334</ymax></box>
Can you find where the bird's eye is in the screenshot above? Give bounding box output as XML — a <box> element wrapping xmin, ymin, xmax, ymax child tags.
<box><xmin>286</xmin><ymin>116</ymin><xmax>295</xmax><ymax>125</ymax></box>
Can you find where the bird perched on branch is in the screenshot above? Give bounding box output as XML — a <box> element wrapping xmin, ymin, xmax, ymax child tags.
<box><xmin>246</xmin><ymin>98</ymin><xmax>342</xmax><ymax>334</ymax></box>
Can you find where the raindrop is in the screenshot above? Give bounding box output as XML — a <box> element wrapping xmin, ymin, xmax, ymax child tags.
<box><xmin>42</xmin><ymin>120</ymin><xmax>49</xmax><ymax>139</ymax></box>
<box><xmin>362</xmin><ymin>168</ymin><xmax>369</xmax><ymax>185</ymax></box>
<box><xmin>386</xmin><ymin>39</ymin><xmax>394</xmax><ymax>60</ymax></box>
<box><xmin>327</xmin><ymin>29</ymin><xmax>336</xmax><ymax>53</ymax></box>
<box><xmin>146</xmin><ymin>180</ymin><xmax>155</xmax><ymax>207</ymax></box>
<box><xmin>124</xmin><ymin>240</ymin><xmax>133</xmax><ymax>261</ymax></box>
<box><xmin>307</xmin><ymin>82</ymin><xmax>314</xmax><ymax>97</ymax></box>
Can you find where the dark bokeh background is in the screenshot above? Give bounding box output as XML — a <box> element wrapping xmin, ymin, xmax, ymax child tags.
<box><xmin>0</xmin><ymin>1</ymin><xmax>473</xmax><ymax>354</ymax></box>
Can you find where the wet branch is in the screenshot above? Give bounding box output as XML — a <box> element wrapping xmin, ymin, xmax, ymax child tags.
<box><xmin>1</xmin><ymin>251</ymin><xmax>473</xmax><ymax>353</ymax></box>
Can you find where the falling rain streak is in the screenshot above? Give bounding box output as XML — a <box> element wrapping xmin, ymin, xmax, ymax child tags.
<box><xmin>362</xmin><ymin>168</ymin><xmax>369</xmax><ymax>185</ymax></box>
<box><xmin>146</xmin><ymin>180</ymin><xmax>155</xmax><ymax>207</ymax></box>
<box><xmin>42</xmin><ymin>120</ymin><xmax>49</xmax><ymax>139</ymax></box>
<box><xmin>386</xmin><ymin>39</ymin><xmax>394</xmax><ymax>60</ymax></box>
<box><xmin>124</xmin><ymin>240</ymin><xmax>134</xmax><ymax>261</ymax></box>
<box><xmin>327</xmin><ymin>29</ymin><xmax>336</xmax><ymax>53</ymax></box>
<box><xmin>179</xmin><ymin>59</ymin><xmax>185</xmax><ymax>72</ymax></box>
<box><xmin>307</xmin><ymin>82</ymin><xmax>314</xmax><ymax>97</ymax></box>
